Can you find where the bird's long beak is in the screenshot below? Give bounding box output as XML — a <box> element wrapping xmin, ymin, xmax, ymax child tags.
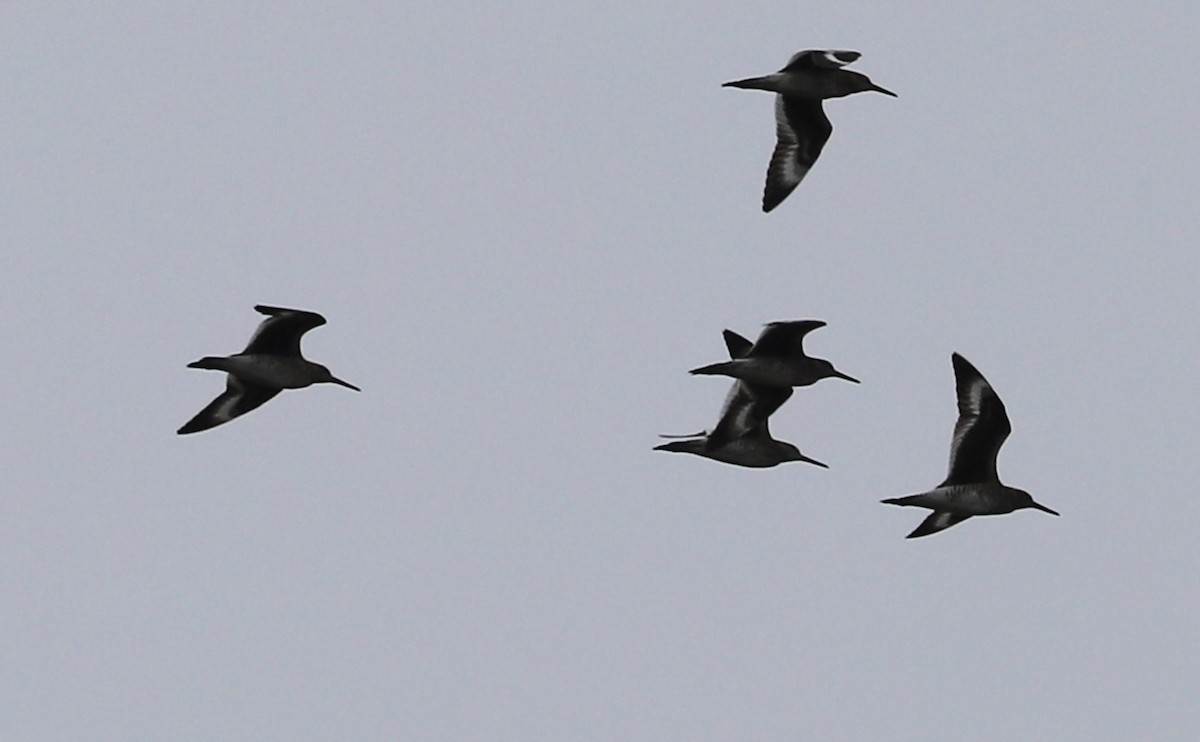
<box><xmin>802</xmin><ymin>455</ymin><xmax>830</xmax><ymax>469</ymax></box>
<box><xmin>330</xmin><ymin>376</ymin><xmax>362</xmax><ymax>392</ymax></box>
<box><xmin>834</xmin><ymin>370</ymin><xmax>861</xmax><ymax>384</ymax></box>
<box><xmin>872</xmin><ymin>84</ymin><xmax>898</xmax><ymax>97</ymax></box>
<box><xmin>1030</xmin><ymin>501</ymin><xmax>1060</xmax><ymax>516</ymax></box>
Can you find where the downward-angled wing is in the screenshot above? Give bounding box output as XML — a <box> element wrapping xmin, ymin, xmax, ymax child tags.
<box><xmin>762</xmin><ymin>97</ymin><xmax>832</xmax><ymax>213</ymax></box>
<box><xmin>906</xmin><ymin>511</ymin><xmax>974</xmax><ymax>539</ymax></box>
<box><xmin>177</xmin><ymin>375</ymin><xmax>282</xmax><ymax>434</ymax></box>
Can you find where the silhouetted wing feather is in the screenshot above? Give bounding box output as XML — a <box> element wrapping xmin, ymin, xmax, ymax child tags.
<box><xmin>177</xmin><ymin>376</ymin><xmax>281</xmax><ymax>434</ymax></box>
<box><xmin>749</xmin><ymin>320</ymin><xmax>827</xmax><ymax>358</ymax></box>
<box><xmin>942</xmin><ymin>354</ymin><xmax>1011</xmax><ymax>485</ymax></box>
<box><xmin>722</xmin><ymin>330</ymin><xmax>754</xmax><ymax>359</ymax></box>
<box><xmin>243</xmin><ymin>305</ymin><xmax>327</xmax><ymax>356</ymax></box>
<box><xmin>907</xmin><ymin>511</ymin><xmax>973</xmax><ymax>539</ymax></box>
<box><xmin>706</xmin><ymin>383</ymin><xmax>793</xmax><ymax>451</ymax></box>
<box><xmin>748</xmin><ymin>384</ymin><xmax>792</xmax><ymax>421</ymax></box>
<box><xmin>704</xmin><ymin>328</ymin><xmax>791</xmax><ymax>450</ymax></box>
<box><xmin>780</xmin><ymin>49</ymin><xmax>861</xmax><ymax>72</ymax></box>
<box><xmin>762</xmin><ymin>97</ymin><xmax>831</xmax><ymax>212</ymax></box>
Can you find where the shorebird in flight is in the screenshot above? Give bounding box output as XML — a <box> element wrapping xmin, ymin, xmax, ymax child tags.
<box><xmin>882</xmin><ymin>353</ymin><xmax>1058</xmax><ymax>538</ymax></box>
<box><xmin>689</xmin><ymin>320</ymin><xmax>858</xmax><ymax>388</ymax></box>
<box><xmin>724</xmin><ymin>49</ymin><xmax>895</xmax><ymax>212</ymax></box>
<box><xmin>178</xmin><ymin>305</ymin><xmax>360</xmax><ymax>435</ymax></box>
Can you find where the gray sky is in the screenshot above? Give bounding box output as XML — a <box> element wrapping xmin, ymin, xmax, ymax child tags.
<box><xmin>4</xmin><ymin>3</ymin><xmax>1199</xmax><ymax>740</ymax></box>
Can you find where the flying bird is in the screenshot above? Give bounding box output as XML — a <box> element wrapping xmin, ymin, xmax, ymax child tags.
<box><xmin>656</xmin><ymin>330</ymin><xmax>825</xmax><ymax>468</ymax></box>
<box><xmin>882</xmin><ymin>353</ymin><xmax>1058</xmax><ymax>538</ymax></box>
<box><xmin>689</xmin><ymin>320</ymin><xmax>858</xmax><ymax>388</ymax></box>
<box><xmin>178</xmin><ymin>305</ymin><xmax>360</xmax><ymax>435</ymax></box>
<box><xmin>723</xmin><ymin>49</ymin><xmax>896</xmax><ymax>212</ymax></box>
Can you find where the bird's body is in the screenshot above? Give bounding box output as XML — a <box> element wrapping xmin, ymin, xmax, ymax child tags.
<box><xmin>882</xmin><ymin>353</ymin><xmax>1058</xmax><ymax>538</ymax></box>
<box><xmin>689</xmin><ymin>320</ymin><xmax>858</xmax><ymax>388</ymax></box>
<box><xmin>178</xmin><ymin>305</ymin><xmax>360</xmax><ymax>435</ymax></box>
<box><xmin>725</xmin><ymin>66</ymin><xmax>878</xmax><ymax>100</ymax></box>
<box><xmin>723</xmin><ymin>49</ymin><xmax>895</xmax><ymax>212</ymax></box>
<box><xmin>655</xmin><ymin>428</ymin><xmax>824</xmax><ymax>469</ymax></box>
<box><xmin>887</xmin><ymin>483</ymin><xmax>1037</xmax><ymax>516</ymax></box>
<box><xmin>691</xmin><ymin>356</ymin><xmax>837</xmax><ymax>388</ymax></box>
<box><xmin>187</xmin><ymin>353</ymin><xmax>336</xmax><ymax>390</ymax></box>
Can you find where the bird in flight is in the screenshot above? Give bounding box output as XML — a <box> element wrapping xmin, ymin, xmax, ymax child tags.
<box><xmin>724</xmin><ymin>49</ymin><xmax>895</xmax><ymax>212</ymax></box>
<box><xmin>882</xmin><ymin>353</ymin><xmax>1058</xmax><ymax>538</ymax></box>
<box><xmin>178</xmin><ymin>305</ymin><xmax>360</xmax><ymax>435</ymax></box>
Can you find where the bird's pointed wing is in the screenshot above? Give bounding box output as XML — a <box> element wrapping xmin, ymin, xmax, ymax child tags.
<box><xmin>707</xmin><ymin>383</ymin><xmax>758</xmax><ymax>448</ymax></box>
<box><xmin>749</xmin><ymin>319</ymin><xmax>828</xmax><ymax>358</ymax></box>
<box><xmin>780</xmin><ymin>49</ymin><xmax>861</xmax><ymax>72</ymax></box>
<box><xmin>708</xmin><ymin>328</ymin><xmax>758</xmax><ymax>443</ymax></box>
<box><xmin>242</xmin><ymin>305</ymin><xmax>327</xmax><ymax>355</ymax></box>
<box><xmin>762</xmin><ymin>97</ymin><xmax>832</xmax><ymax>212</ymax></box>
<box><xmin>906</xmin><ymin>511</ymin><xmax>973</xmax><ymax>539</ymax></box>
<box><xmin>746</xmin><ymin>384</ymin><xmax>793</xmax><ymax>424</ymax></box>
<box><xmin>704</xmin><ymin>328</ymin><xmax>793</xmax><ymax>449</ymax></box>
<box><xmin>942</xmin><ymin>353</ymin><xmax>1012</xmax><ymax>485</ymax></box>
<box><xmin>177</xmin><ymin>375</ymin><xmax>282</xmax><ymax>434</ymax></box>
<box><xmin>706</xmin><ymin>381</ymin><xmax>793</xmax><ymax>451</ymax></box>
<box><xmin>722</xmin><ymin>330</ymin><xmax>754</xmax><ymax>359</ymax></box>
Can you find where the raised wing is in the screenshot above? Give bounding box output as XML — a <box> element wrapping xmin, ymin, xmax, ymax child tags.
<box><xmin>242</xmin><ymin>305</ymin><xmax>327</xmax><ymax>356</ymax></box>
<box><xmin>749</xmin><ymin>319</ymin><xmax>827</xmax><ymax>358</ymax></box>
<box><xmin>706</xmin><ymin>383</ymin><xmax>793</xmax><ymax>451</ymax></box>
<box><xmin>705</xmin><ymin>328</ymin><xmax>792</xmax><ymax>449</ymax></box>
<box><xmin>780</xmin><ymin>49</ymin><xmax>861</xmax><ymax>72</ymax></box>
<box><xmin>722</xmin><ymin>329</ymin><xmax>754</xmax><ymax>359</ymax></box>
<box><xmin>942</xmin><ymin>353</ymin><xmax>1012</xmax><ymax>485</ymax></box>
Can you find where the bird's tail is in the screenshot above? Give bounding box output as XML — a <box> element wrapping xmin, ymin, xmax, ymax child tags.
<box><xmin>186</xmin><ymin>356</ymin><xmax>231</xmax><ymax>372</ymax></box>
<box><xmin>721</xmin><ymin>75</ymin><xmax>780</xmax><ymax>92</ymax></box>
<box><xmin>688</xmin><ymin>361</ymin><xmax>738</xmax><ymax>377</ymax></box>
<box><xmin>881</xmin><ymin>495</ymin><xmax>923</xmax><ymax>507</ymax></box>
<box><xmin>653</xmin><ymin>440</ymin><xmax>703</xmax><ymax>454</ymax></box>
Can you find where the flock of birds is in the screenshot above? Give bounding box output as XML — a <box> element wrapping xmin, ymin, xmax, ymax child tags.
<box><xmin>655</xmin><ymin>321</ymin><xmax>855</xmax><ymax>470</ymax></box>
<box><xmin>177</xmin><ymin>49</ymin><xmax>1059</xmax><ymax>539</ymax></box>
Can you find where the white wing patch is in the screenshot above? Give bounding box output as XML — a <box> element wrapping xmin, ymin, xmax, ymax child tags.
<box><xmin>931</xmin><ymin>512</ymin><xmax>956</xmax><ymax>530</ymax></box>
<box><xmin>211</xmin><ymin>394</ymin><xmax>241</xmax><ymax>424</ymax></box>
<box><xmin>822</xmin><ymin>50</ymin><xmax>851</xmax><ymax>67</ymax></box>
<box><xmin>770</xmin><ymin>96</ymin><xmax>804</xmax><ymax>187</ymax></box>
<box><xmin>948</xmin><ymin>375</ymin><xmax>987</xmax><ymax>458</ymax></box>
<box><xmin>963</xmin><ymin>375</ymin><xmax>988</xmax><ymax>416</ymax></box>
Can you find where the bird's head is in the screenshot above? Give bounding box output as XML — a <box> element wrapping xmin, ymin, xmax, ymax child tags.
<box><xmin>815</xmin><ymin>358</ymin><xmax>860</xmax><ymax>384</ymax></box>
<box><xmin>1012</xmin><ymin>488</ymin><xmax>1059</xmax><ymax>517</ymax></box>
<box><xmin>840</xmin><ymin>71</ymin><xmax>897</xmax><ymax>98</ymax></box>
<box><xmin>314</xmin><ymin>364</ymin><xmax>361</xmax><ymax>392</ymax></box>
<box><xmin>779</xmin><ymin>443</ymin><xmax>828</xmax><ymax>469</ymax></box>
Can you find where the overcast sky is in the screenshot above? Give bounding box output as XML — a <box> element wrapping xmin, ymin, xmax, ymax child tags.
<box><xmin>4</xmin><ymin>2</ymin><xmax>1199</xmax><ymax>740</ymax></box>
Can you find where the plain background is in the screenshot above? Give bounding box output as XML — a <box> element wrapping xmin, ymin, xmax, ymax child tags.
<box><xmin>4</xmin><ymin>3</ymin><xmax>1198</xmax><ymax>740</ymax></box>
